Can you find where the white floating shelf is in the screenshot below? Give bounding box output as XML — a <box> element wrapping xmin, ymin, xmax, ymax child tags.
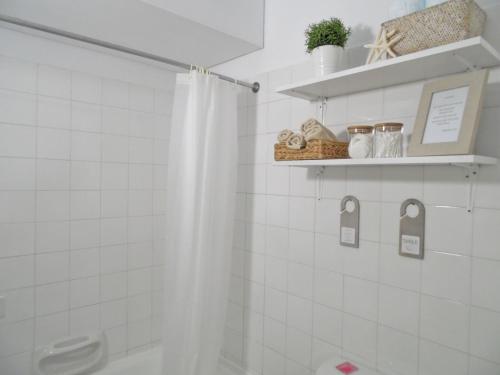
<box><xmin>276</xmin><ymin>37</ymin><xmax>500</xmax><ymax>101</ymax></box>
<box><xmin>273</xmin><ymin>155</ymin><xmax>498</xmax><ymax>167</ymax></box>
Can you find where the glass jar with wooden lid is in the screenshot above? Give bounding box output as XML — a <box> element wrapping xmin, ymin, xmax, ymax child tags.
<box><xmin>373</xmin><ymin>122</ymin><xmax>403</xmax><ymax>158</ymax></box>
<box><xmin>347</xmin><ymin>125</ymin><xmax>374</xmax><ymax>159</ymax></box>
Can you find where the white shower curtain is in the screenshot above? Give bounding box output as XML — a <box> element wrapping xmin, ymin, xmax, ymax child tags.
<box><xmin>162</xmin><ymin>71</ymin><xmax>238</xmax><ymax>375</ymax></box>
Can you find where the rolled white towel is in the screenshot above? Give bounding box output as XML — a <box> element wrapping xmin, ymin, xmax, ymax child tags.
<box><xmin>286</xmin><ymin>133</ymin><xmax>306</xmax><ymax>150</ymax></box>
<box><xmin>300</xmin><ymin>118</ymin><xmax>321</xmax><ymax>133</ymax></box>
<box><xmin>277</xmin><ymin>129</ymin><xmax>294</xmax><ymax>144</ymax></box>
<box><xmin>300</xmin><ymin>118</ymin><xmax>336</xmax><ymax>141</ymax></box>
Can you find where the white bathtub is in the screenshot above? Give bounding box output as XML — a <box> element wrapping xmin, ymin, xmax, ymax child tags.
<box><xmin>94</xmin><ymin>347</ymin><xmax>247</xmax><ymax>375</ymax></box>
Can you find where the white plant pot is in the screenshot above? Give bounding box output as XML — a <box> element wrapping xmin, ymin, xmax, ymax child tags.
<box><xmin>311</xmin><ymin>45</ymin><xmax>343</xmax><ymax>77</ymax></box>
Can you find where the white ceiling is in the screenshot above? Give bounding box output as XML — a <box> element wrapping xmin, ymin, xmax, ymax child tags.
<box><xmin>0</xmin><ymin>0</ymin><xmax>264</xmax><ymax>68</ymax></box>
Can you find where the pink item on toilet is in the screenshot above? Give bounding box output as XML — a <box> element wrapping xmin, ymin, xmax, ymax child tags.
<box><xmin>336</xmin><ymin>361</ymin><xmax>359</xmax><ymax>374</ymax></box>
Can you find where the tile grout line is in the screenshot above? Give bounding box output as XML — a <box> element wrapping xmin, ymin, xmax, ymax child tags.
<box><xmin>467</xmin><ymin>205</ymin><xmax>475</xmax><ymax>374</ymax></box>
<box><xmin>374</xmin><ymin>175</ymin><xmax>383</xmax><ymax>372</ymax></box>
<box><xmin>282</xmin><ymin>155</ymin><xmax>291</xmax><ymax>373</ymax></box>
<box><xmin>418</xmin><ymin>163</ymin><xmax>429</xmax><ymax>374</ymax></box>
<box><xmin>97</xmin><ymin>76</ymin><xmax>104</xmax><ymax>338</ymax></box>
<box><xmin>32</xmin><ymin>61</ymin><xmax>40</xmax><ymax>352</ymax></box>
<box><xmin>67</xmin><ymin>68</ymin><xmax>74</xmax><ymax>338</ymax></box>
<box><xmin>124</xmin><ymin>82</ymin><xmax>131</xmax><ymax>355</ymax></box>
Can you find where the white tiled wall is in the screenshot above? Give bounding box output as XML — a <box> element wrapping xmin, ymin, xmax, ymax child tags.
<box><xmin>0</xmin><ymin>53</ymin><xmax>174</xmax><ymax>372</ymax></box>
<box><xmin>223</xmin><ymin>64</ymin><xmax>500</xmax><ymax>375</ymax></box>
<box><xmin>2</xmin><ymin>27</ymin><xmax>500</xmax><ymax>375</ymax></box>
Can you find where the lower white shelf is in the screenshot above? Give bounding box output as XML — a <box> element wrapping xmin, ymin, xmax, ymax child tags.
<box><xmin>273</xmin><ymin>155</ymin><xmax>498</xmax><ymax>167</ymax></box>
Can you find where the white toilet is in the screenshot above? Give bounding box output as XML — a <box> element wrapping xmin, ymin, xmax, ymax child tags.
<box><xmin>316</xmin><ymin>357</ymin><xmax>379</xmax><ymax>375</ymax></box>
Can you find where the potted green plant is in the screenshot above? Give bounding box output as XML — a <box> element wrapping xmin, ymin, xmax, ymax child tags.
<box><xmin>305</xmin><ymin>18</ymin><xmax>351</xmax><ymax>76</ymax></box>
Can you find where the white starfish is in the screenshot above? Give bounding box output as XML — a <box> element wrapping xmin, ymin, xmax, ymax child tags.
<box><xmin>365</xmin><ymin>28</ymin><xmax>402</xmax><ymax>63</ymax></box>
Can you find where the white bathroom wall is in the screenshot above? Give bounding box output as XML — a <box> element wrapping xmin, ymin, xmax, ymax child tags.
<box><xmin>0</xmin><ymin>27</ymin><xmax>174</xmax><ymax>373</ymax></box>
<box><xmin>213</xmin><ymin>0</ymin><xmax>391</xmax><ymax>78</ymax></box>
<box><xmin>222</xmin><ymin>62</ymin><xmax>500</xmax><ymax>375</ymax></box>
<box><xmin>214</xmin><ymin>0</ymin><xmax>500</xmax><ymax>78</ymax></box>
<box><xmin>218</xmin><ymin>1</ymin><xmax>500</xmax><ymax>374</ymax></box>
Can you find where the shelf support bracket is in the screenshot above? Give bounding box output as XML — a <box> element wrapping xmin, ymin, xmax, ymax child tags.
<box><xmin>319</xmin><ymin>97</ymin><xmax>328</xmax><ymax>125</ymax></box>
<box><xmin>452</xmin><ymin>163</ymin><xmax>479</xmax><ymax>213</ymax></box>
<box><xmin>452</xmin><ymin>52</ymin><xmax>479</xmax><ymax>71</ymax></box>
<box><xmin>316</xmin><ymin>166</ymin><xmax>326</xmax><ymax>200</ymax></box>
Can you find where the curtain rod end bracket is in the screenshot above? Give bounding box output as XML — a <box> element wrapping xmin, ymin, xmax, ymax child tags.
<box><xmin>252</xmin><ymin>82</ymin><xmax>260</xmax><ymax>93</ymax></box>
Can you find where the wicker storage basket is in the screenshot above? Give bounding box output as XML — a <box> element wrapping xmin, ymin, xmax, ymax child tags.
<box><xmin>382</xmin><ymin>0</ymin><xmax>486</xmax><ymax>56</ymax></box>
<box><xmin>274</xmin><ymin>139</ymin><xmax>349</xmax><ymax>161</ymax></box>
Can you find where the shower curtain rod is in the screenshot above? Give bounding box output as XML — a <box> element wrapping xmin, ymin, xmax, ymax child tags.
<box><xmin>0</xmin><ymin>14</ymin><xmax>260</xmax><ymax>93</ymax></box>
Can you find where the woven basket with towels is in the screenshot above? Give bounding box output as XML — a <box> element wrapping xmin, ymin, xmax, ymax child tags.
<box><xmin>274</xmin><ymin>119</ymin><xmax>348</xmax><ymax>161</ymax></box>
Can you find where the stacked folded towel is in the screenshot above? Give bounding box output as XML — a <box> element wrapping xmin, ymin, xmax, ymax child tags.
<box><xmin>276</xmin><ymin>118</ymin><xmax>336</xmax><ymax>150</ymax></box>
<box><xmin>301</xmin><ymin>118</ymin><xmax>337</xmax><ymax>141</ymax></box>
